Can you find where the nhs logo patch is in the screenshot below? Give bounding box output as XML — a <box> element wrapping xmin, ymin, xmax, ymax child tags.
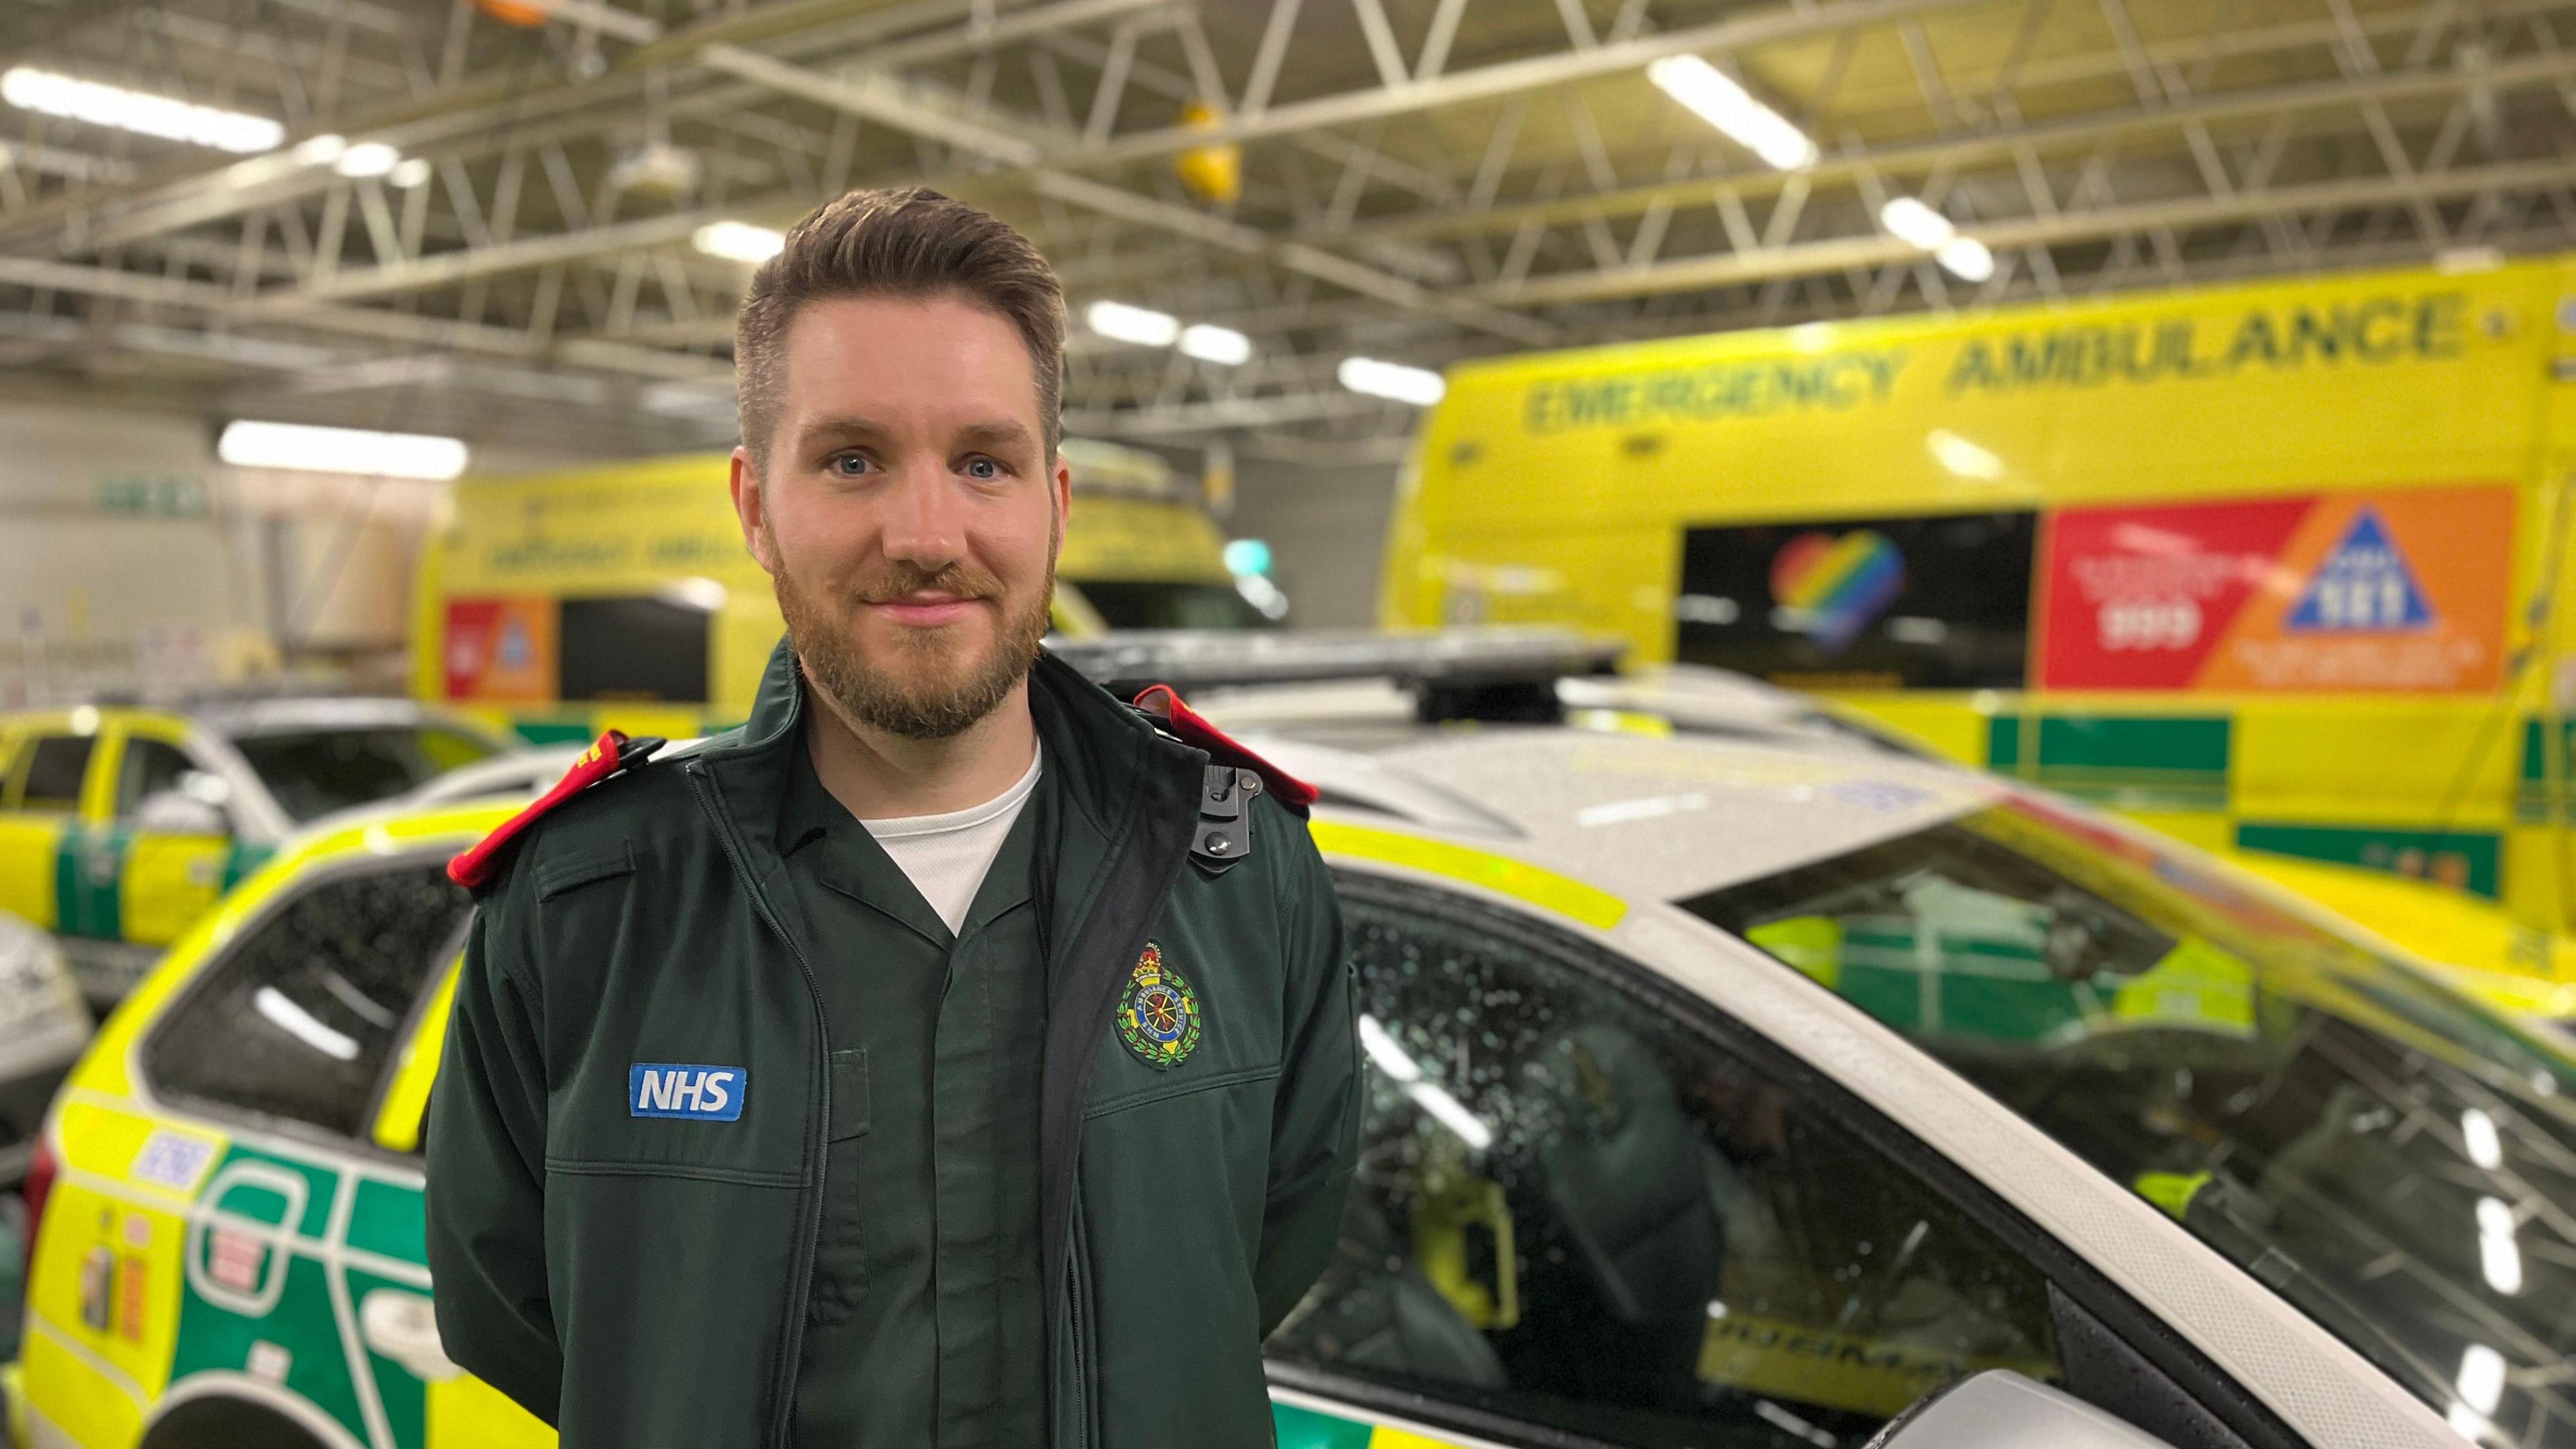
<box><xmin>629</xmin><ymin>1063</ymin><xmax>745</xmax><ymax>1121</ymax></box>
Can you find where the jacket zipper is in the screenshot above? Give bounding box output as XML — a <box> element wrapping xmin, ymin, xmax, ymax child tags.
<box><xmin>1034</xmin><ymin>729</ymin><xmax>1204</xmax><ymax>1449</ymax></box>
<box><xmin>688</xmin><ymin>759</ymin><xmax>831</xmax><ymax>1449</ymax></box>
<box><xmin>1065</xmin><ymin>1198</ymin><xmax>1099</xmax><ymax>1449</ymax></box>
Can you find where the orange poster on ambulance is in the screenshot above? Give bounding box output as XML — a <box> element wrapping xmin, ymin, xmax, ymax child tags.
<box><xmin>2037</xmin><ymin>485</ymin><xmax>2514</xmax><ymax>693</ymax></box>
<box><xmin>441</xmin><ymin>596</ymin><xmax>558</xmax><ymax>702</ymax></box>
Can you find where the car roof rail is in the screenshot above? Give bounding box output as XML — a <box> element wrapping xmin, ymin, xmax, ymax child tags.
<box><xmin>1045</xmin><ymin>627</ymin><xmax>1624</xmax><ymax>724</ymax></box>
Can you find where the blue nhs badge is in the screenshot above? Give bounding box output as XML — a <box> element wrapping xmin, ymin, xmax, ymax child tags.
<box><xmin>629</xmin><ymin>1063</ymin><xmax>746</xmax><ymax>1121</ymax></box>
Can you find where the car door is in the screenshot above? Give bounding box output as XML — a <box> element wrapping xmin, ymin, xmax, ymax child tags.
<box><xmin>1265</xmin><ymin>869</ymin><xmax>2272</xmax><ymax>1449</ymax></box>
<box><xmin>360</xmin><ymin>956</ymin><xmax>555</xmax><ymax>1449</ymax></box>
<box><xmin>0</xmin><ymin>725</ymin><xmax>105</xmax><ymax>934</ymax></box>
<box><xmin>114</xmin><ymin>853</ymin><xmax>488</xmax><ymax>1449</ymax></box>
<box><xmin>113</xmin><ymin>726</ymin><xmax>240</xmax><ymax>952</ymax></box>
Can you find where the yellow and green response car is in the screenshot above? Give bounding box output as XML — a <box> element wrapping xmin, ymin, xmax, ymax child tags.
<box><xmin>0</xmin><ymin>700</ymin><xmax>504</xmax><ymax>1007</ymax></box>
<box><xmin>16</xmin><ymin>633</ymin><xmax>2555</xmax><ymax>1449</ymax></box>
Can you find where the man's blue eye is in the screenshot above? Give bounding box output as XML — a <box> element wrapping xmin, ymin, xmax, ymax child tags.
<box><xmin>967</xmin><ymin>459</ymin><xmax>1000</xmax><ymax>480</ymax></box>
<box><xmin>830</xmin><ymin>454</ymin><xmax>870</xmax><ymax>477</ymax></box>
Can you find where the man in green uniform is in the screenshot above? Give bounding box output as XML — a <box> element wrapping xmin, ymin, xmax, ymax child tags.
<box><xmin>425</xmin><ymin>188</ymin><xmax>1358</xmax><ymax>1448</ymax></box>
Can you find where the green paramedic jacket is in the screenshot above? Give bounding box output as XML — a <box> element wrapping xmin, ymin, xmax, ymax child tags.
<box><xmin>423</xmin><ymin>639</ymin><xmax>1359</xmax><ymax>1448</ymax></box>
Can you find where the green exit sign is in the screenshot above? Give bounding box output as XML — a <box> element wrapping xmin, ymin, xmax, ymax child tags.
<box><xmin>98</xmin><ymin>475</ymin><xmax>209</xmax><ymax>517</ymax></box>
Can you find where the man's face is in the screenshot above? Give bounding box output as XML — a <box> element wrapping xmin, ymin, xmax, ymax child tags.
<box><xmin>733</xmin><ymin>293</ymin><xmax>1071</xmax><ymax>740</ymax></box>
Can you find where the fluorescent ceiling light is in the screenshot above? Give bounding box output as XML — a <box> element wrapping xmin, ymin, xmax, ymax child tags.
<box><xmin>1179</xmin><ymin>323</ymin><xmax>1252</xmax><ymax>366</ymax></box>
<box><xmin>1</xmin><ymin>66</ymin><xmax>283</xmax><ymax>154</ymax></box>
<box><xmin>389</xmin><ymin>156</ymin><xmax>433</xmax><ymax>189</ymax></box>
<box><xmin>218</xmin><ymin>420</ymin><xmax>470</xmax><ymax>480</ymax></box>
<box><xmin>2457</xmin><ymin>1344</ymin><xmax>2507</xmax><ymax>1417</ymax></box>
<box><xmin>292</xmin><ymin>133</ymin><xmax>347</xmax><ymax>166</ymax></box>
<box><xmin>1936</xmin><ymin>235</ymin><xmax>1994</xmax><ymax>283</ymax></box>
<box><xmin>692</xmin><ymin>220</ymin><xmax>784</xmax><ymax>264</ymax></box>
<box><xmin>1085</xmin><ymin>300</ymin><xmax>1181</xmax><ymax>347</ymax></box>
<box><xmin>2463</xmin><ymin>1108</ymin><xmax>2504</xmax><ymax>1170</ymax></box>
<box><xmin>333</xmin><ymin>141</ymin><xmax>400</xmax><ymax>178</ymax></box>
<box><xmin>2477</xmin><ymin>1195</ymin><xmax>2523</xmax><ymax>1295</ymax></box>
<box><xmin>1645</xmin><ymin>54</ymin><xmax>1817</xmax><ymax>170</ymax></box>
<box><xmin>1338</xmin><ymin>356</ymin><xmax>1446</xmax><ymax>407</ymax></box>
<box><xmin>1878</xmin><ymin>196</ymin><xmax>1955</xmax><ymax>249</ymax></box>
<box><xmin>1880</xmin><ymin>196</ymin><xmax>1992</xmax><ymax>283</ymax></box>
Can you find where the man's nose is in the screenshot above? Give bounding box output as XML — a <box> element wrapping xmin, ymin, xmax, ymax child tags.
<box><xmin>878</xmin><ymin>463</ymin><xmax>967</xmax><ymax>574</ymax></box>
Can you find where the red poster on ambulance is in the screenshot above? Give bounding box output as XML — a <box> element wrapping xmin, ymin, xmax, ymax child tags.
<box><xmin>2036</xmin><ymin>486</ymin><xmax>2514</xmax><ymax>693</ymax></box>
<box><xmin>442</xmin><ymin>596</ymin><xmax>558</xmax><ymax>702</ymax></box>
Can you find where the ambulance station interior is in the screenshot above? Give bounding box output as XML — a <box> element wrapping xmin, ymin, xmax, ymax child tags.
<box><xmin>6</xmin><ymin>0</ymin><xmax>2576</xmax><ymax>1446</ymax></box>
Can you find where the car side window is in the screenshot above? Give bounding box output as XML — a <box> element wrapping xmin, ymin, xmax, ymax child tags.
<box><xmin>143</xmin><ymin>861</ymin><xmax>470</xmax><ymax>1142</ymax></box>
<box><xmin>115</xmin><ymin>739</ymin><xmax>196</xmax><ymax>820</ymax></box>
<box><xmin>17</xmin><ymin>735</ymin><xmax>95</xmax><ymax>812</ymax></box>
<box><xmin>1268</xmin><ymin>879</ymin><xmax>2062</xmax><ymax>1448</ymax></box>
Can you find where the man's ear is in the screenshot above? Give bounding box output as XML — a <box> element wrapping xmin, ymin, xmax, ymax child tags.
<box><xmin>731</xmin><ymin>446</ymin><xmax>780</xmax><ymax>575</ymax></box>
<box><xmin>1050</xmin><ymin>452</ymin><xmax>1073</xmax><ymax>557</ymax></box>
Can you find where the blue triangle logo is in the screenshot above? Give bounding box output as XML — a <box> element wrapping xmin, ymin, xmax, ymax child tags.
<box><xmin>2287</xmin><ymin>509</ymin><xmax>2434</xmax><ymax>632</ymax></box>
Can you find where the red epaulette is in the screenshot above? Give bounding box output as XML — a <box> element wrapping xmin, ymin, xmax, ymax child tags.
<box><xmin>1132</xmin><ymin>684</ymin><xmax>1319</xmax><ymax>814</ymax></box>
<box><xmin>448</xmin><ymin>731</ymin><xmax>661</xmax><ymax>890</ymax></box>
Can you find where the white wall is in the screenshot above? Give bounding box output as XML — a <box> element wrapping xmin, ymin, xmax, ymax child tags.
<box><xmin>1227</xmin><ymin>459</ymin><xmax>1401</xmax><ymax>629</ymax></box>
<box><xmin>0</xmin><ymin>401</ymin><xmax>239</xmax><ymax>705</ymax></box>
<box><xmin>0</xmin><ymin>400</ymin><xmax>576</xmax><ymax>706</ymax></box>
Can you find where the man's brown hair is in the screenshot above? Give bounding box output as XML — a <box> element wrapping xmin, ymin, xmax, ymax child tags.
<box><xmin>734</xmin><ymin>187</ymin><xmax>1067</xmax><ymax>469</ymax></box>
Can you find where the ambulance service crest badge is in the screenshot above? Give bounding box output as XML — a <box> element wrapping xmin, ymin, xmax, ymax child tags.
<box><xmin>1116</xmin><ymin>942</ymin><xmax>1201</xmax><ymax>1069</ymax></box>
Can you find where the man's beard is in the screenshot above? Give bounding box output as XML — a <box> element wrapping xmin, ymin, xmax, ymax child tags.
<box><xmin>771</xmin><ymin>544</ymin><xmax>1053</xmax><ymax>741</ymax></box>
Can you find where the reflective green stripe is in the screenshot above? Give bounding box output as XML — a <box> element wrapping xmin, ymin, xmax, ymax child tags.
<box><xmin>169</xmin><ymin>1144</ymin><xmax>372</xmax><ymax>1444</ymax></box>
<box><xmin>512</xmin><ymin>721</ymin><xmax>594</xmax><ymax>747</ymax></box>
<box><xmin>2234</xmin><ymin>822</ymin><xmax>2502</xmax><ymax>899</ymax></box>
<box><xmin>50</xmin><ymin>834</ymin><xmax>75</xmax><ymax>937</ymax></box>
<box><xmin>1272</xmin><ymin>1403</ymin><xmax>1377</xmax><ymax>1448</ymax></box>
<box><xmin>221</xmin><ymin>841</ymin><xmax>273</xmax><ymax>892</ymax></box>
<box><xmin>1986</xmin><ymin>714</ymin><xmax>2231</xmax><ymax>811</ymax></box>
<box><xmin>2516</xmin><ymin>718</ymin><xmax>2576</xmax><ymax>822</ymax></box>
<box><xmin>50</xmin><ymin>828</ymin><xmax>121</xmax><ymax>940</ymax></box>
<box><xmin>346</xmin><ymin>1179</ymin><xmax>427</xmax><ymax>1267</ymax></box>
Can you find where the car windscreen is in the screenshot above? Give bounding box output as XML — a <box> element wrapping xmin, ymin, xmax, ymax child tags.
<box><xmin>1678</xmin><ymin>797</ymin><xmax>2576</xmax><ymax>1447</ymax></box>
<box><xmin>232</xmin><ymin>726</ymin><xmax>501</xmax><ymax>822</ymax></box>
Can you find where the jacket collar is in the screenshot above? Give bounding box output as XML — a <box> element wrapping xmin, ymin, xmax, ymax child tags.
<box><xmin>697</xmin><ymin>635</ymin><xmax>1203</xmax><ymax>898</ymax></box>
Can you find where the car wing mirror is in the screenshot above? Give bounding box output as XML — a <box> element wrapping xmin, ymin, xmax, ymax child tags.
<box><xmin>1869</xmin><ymin>1371</ymin><xmax>2180</xmax><ymax>1449</ymax></box>
<box><xmin>135</xmin><ymin>781</ymin><xmax>228</xmax><ymax>838</ymax></box>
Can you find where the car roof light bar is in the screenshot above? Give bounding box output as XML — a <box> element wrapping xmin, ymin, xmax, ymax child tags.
<box><xmin>1046</xmin><ymin>627</ymin><xmax>1625</xmax><ymax>722</ymax></box>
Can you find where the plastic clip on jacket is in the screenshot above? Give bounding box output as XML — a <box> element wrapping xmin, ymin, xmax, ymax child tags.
<box><xmin>1194</xmin><ymin>765</ymin><xmax>1259</xmax><ymax>875</ymax></box>
<box><xmin>1132</xmin><ymin>683</ymin><xmax>1318</xmax><ymax>876</ymax></box>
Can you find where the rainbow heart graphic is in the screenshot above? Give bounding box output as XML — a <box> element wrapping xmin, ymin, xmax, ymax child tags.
<box><xmin>1770</xmin><ymin>529</ymin><xmax>1907</xmax><ymax>653</ymax></box>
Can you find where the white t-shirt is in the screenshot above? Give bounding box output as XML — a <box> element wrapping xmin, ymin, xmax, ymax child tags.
<box><xmin>859</xmin><ymin>746</ymin><xmax>1042</xmax><ymax>934</ymax></box>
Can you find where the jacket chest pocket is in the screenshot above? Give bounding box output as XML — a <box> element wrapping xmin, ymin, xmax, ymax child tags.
<box><xmin>547</xmin><ymin>1051</ymin><xmax>812</xmax><ymax>1187</ymax></box>
<box><xmin>829</xmin><ymin>1047</ymin><xmax>870</xmax><ymax>1142</ymax></box>
<box><xmin>1087</xmin><ymin>920</ymin><xmax>1283</xmax><ymax>1118</ymax></box>
<box><xmin>808</xmin><ymin>1047</ymin><xmax>872</xmax><ymax>1324</ymax></box>
<box><xmin>544</xmin><ymin>911</ymin><xmax>819</xmax><ymax>1185</ymax></box>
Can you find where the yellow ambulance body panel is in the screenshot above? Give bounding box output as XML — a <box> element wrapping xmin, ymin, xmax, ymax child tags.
<box><xmin>1385</xmin><ymin>257</ymin><xmax>2576</xmax><ymax>953</ymax></box>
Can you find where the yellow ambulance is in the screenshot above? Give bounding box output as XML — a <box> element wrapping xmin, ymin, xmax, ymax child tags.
<box><xmin>411</xmin><ymin>440</ymin><xmax>1269</xmax><ymax>744</ymax></box>
<box><xmin>1383</xmin><ymin>256</ymin><xmax>2576</xmax><ymax>943</ymax></box>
